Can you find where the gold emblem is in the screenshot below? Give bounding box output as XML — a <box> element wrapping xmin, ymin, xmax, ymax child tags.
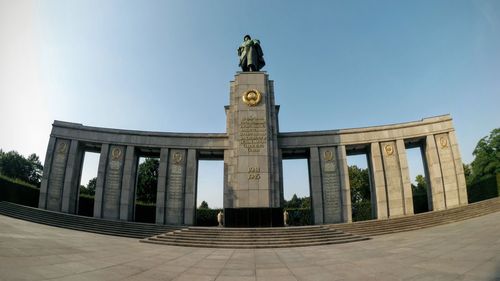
<box><xmin>242</xmin><ymin>89</ymin><xmax>262</xmax><ymax>106</ymax></box>
<box><xmin>439</xmin><ymin>137</ymin><xmax>448</xmax><ymax>148</ymax></box>
<box><xmin>384</xmin><ymin>144</ymin><xmax>394</xmax><ymax>156</ymax></box>
<box><xmin>57</xmin><ymin>142</ymin><xmax>67</xmax><ymax>154</ymax></box>
<box><xmin>324</xmin><ymin>150</ymin><xmax>333</xmax><ymax>162</ymax></box>
<box><xmin>173</xmin><ymin>152</ymin><xmax>183</xmax><ymax>164</ymax></box>
<box><xmin>111</xmin><ymin>147</ymin><xmax>122</xmax><ymax>160</ymax></box>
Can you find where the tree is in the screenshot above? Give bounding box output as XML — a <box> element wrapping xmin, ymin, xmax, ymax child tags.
<box><xmin>411</xmin><ymin>174</ymin><xmax>427</xmax><ymax>194</ymax></box>
<box><xmin>80</xmin><ymin>177</ymin><xmax>96</xmax><ymax>196</ymax></box>
<box><xmin>0</xmin><ymin>150</ymin><xmax>43</xmax><ymax>186</ymax></box>
<box><xmin>348</xmin><ymin>165</ymin><xmax>370</xmax><ymax>203</ymax></box>
<box><xmin>136</xmin><ymin>158</ymin><xmax>159</xmax><ymax>204</ymax></box>
<box><xmin>199</xmin><ymin>201</ymin><xmax>209</xmax><ymax>209</ymax></box>
<box><xmin>470</xmin><ymin>128</ymin><xmax>500</xmax><ymax>183</ymax></box>
<box><xmin>27</xmin><ymin>153</ymin><xmax>43</xmax><ymax>186</ymax></box>
<box><xmin>463</xmin><ymin>163</ymin><xmax>472</xmax><ymax>186</ymax></box>
<box><xmin>283</xmin><ymin>194</ymin><xmax>311</xmax><ymax>209</ymax></box>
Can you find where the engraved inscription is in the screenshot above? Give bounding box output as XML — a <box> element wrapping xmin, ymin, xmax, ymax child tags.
<box><xmin>167</xmin><ymin>152</ymin><xmax>185</xmax><ymax>218</ymax></box>
<box><xmin>47</xmin><ymin>140</ymin><xmax>69</xmax><ymax>210</ymax></box>
<box><xmin>239</xmin><ymin>117</ymin><xmax>267</xmax><ymax>153</ymax></box>
<box><xmin>103</xmin><ymin>147</ymin><xmax>123</xmax><ymax>218</ymax></box>
<box><xmin>321</xmin><ymin>148</ymin><xmax>341</xmax><ymax>222</ymax></box>
<box><xmin>248</xmin><ymin>167</ymin><xmax>261</xmax><ymax>180</ymax></box>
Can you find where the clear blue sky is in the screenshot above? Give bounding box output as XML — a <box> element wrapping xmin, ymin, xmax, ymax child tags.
<box><xmin>1</xmin><ymin>0</ymin><xmax>499</xmax><ymax>208</ymax></box>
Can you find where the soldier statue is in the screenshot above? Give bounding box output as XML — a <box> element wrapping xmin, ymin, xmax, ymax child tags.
<box><xmin>238</xmin><ymin>35</ymin><xmax>265</xmax><ymax>71</ymax></box>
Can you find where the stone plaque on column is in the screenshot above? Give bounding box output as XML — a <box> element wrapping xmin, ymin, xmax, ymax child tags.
<box><xmin>46</xmin><ymin>139</ymin><xmax>70</xmax><ymax>211</ymax></box>
<box><xmin>102</xmin><ymin>145</ymin><xmax>125</xmax><ymax>220</ymax></box>
<box><xmin>165</xmin><ymin>149</ymin><xmax>186</xmax><ymax>225</ymax></box>
<box><xmin>319</xmin><ymin>147</ymin><xmax>342</xmax><ymax>223</ymax></box>
<box><xmin>435</xmin><ymin>133</ymin><xmax>460</xmax><ymax>208</ymax></box>
<box><xmin>224</xmin><ymin>72</ymin><xmax>283</xmax><ymax>227</ymax></box>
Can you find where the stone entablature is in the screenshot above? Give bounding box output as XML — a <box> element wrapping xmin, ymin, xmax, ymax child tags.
<box><xmin>39</xmin><ymin>72</ymin><xmax>467</xmax><ymax>226</ymax></box>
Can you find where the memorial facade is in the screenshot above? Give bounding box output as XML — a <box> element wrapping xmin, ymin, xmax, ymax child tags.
<box><xmin>38</xmin><ymin>72</ymin><xmax>468</xmax><ymax>226</ymax></box>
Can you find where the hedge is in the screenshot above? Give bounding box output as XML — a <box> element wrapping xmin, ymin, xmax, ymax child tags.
<box><xmin>284</xmin><ymin>208</ymin><xmax>312</xmax><ymax>226</ymax></box>
<box><xmin>352</xmin><ymin>201</ymin><xmax>372</xmax><ymax>222</ymax></box>
<box><xmin>196</xmin><ymin>208</ymin><xmax>222</xmax><ymax>226</ymax></box>
<box><xmin>467</xmin><ymin>174</ymin><xmax>500</xmax><ymax>203</ymax></box>
<box><xmin>0</xmin><ymin>175</ymin><xmax>39</xmax><ymax>207</ymax></box>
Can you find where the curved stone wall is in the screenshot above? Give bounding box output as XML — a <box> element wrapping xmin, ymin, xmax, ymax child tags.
<box><xmin>38</xmin><ymin>114</ymin><xmax>466</xmax><ymax>225</ymax></box>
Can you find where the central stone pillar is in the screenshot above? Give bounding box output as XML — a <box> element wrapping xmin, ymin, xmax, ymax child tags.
<box><xmin>224</xmin><ymin>72</ymin><xmax>283</xmax><ymax>227</ymax></box>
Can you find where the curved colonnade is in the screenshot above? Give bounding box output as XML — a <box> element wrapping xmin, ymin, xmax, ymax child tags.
<box><xmin>38</xmin><ymin>114</ymin><xmax>467</xmax><ymax>225</ymax></box>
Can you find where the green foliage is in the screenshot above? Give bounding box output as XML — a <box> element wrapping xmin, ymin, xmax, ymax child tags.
<box><xmin>348</xmin><ymin>165</ymin><xmax>372</xmax><ymax>221</ymax></box>
<box><xmin>283</xmin><ymin>194</ymin><xmax>310</xmax><ymax>209</ymax></box>
<box><xmin>0</xmin><ymin>150</ymin><xmax>43</xmax><ymax>187</ymax></box>
<box><xmin>348</xmin><ymin>165</ymin><xmax>370</xmax><ymax>203</ymax></box>
<box><xmin>0</xmin><ymin>176</ymin><xmax>40</xmax><ymax>207</ymax></box>
<box><xmin>79</xmin><ymin>177</ymin><xmax>96</xmax><ymax>196</ymax></box>
<box><xmin>467</xmin><ymin>174</ymin><xmax>500</xmax><ymax>203</ymax></box>
<box><xmin>196</xmin><ymin>208</ymin><xmax>221</xmax><ymax>226</ymax></box>
<box><xmin>284</xmin><ymin>208</ymin><xmax>312</xmax><ymax>226</ymax></box>
<box><xmin>470</xmin><ymin>128</ymin><xmax>500</xmax><ymax>184</ymax></box>
<box><xmin>136</xmin><ymin>158</ymin><xmax>159</xmax><ymax>204</ymax></box>
<box><xmin>351</xmin><ymin>201</ymin><xmax>372</xmax><ymax>221</ymax></box>
<box><xmin>199</xmin><ymin>200</ymin><xmax>209</xmax><ymax>209</ymax></box>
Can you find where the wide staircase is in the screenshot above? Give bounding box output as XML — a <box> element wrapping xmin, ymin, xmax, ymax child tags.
<box><xmin>141</xmin><ymin>225</ymin><xmax>369</xmax><ymax>248</ymax></box>
<box><xmin>0</xmin><ymin>201</ymin><xmax>181</xmax><ymax>238</ymax></box>
<box><xmin>330</xmin><ymin>197</ymin><xmax>500</xmax><ymax>236</ymax></box>
<box><xmin>2</xmin><ymin>197</ymin><xmax>500</xmax><ymax>248</ymax></box>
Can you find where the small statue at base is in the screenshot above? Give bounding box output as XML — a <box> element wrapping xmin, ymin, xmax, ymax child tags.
<box><xmin>283</xmin><ymin>210</ymin><xmax>289</xmax><ymax>227</ymax></box>
<box><xmin>217</xmin><ymin>211</ymin><xmax>224</xmax><ymax>227</ymax></box>
<box><xmin>238</xmin><ymin>35</ymin><xmax>265</xmax><ymax>72</ymax></box>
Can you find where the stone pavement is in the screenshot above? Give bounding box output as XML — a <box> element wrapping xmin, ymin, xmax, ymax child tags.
<box><xmin>0</xmin><ymin>212</ymin><xmax>499</xmax><ymax>281</ymax></box>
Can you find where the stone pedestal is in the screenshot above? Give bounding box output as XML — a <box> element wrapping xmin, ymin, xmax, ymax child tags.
<box><xmin>224</xmin><ymin>72</ymin><xmax>283</xmax><ymax>226</ymax></box>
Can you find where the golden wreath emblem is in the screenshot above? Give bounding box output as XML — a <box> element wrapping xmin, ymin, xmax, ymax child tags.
<box><xmin>173</xmin><ymin>152</ymin><xmax>183</xmax><ymax>164</ymax></box>
<box><xmin>324</xmin><ymin>150</ymin><xmax>334</xmax><ymax>162</ymax></box>
<box><xmin>384</xmin><ymin>144</ymin><xmax>394</xmax><ymax>156</ymax></box>
<box><xmin>57</xmin><ymin>142</ymin><xmax>68</xmax><ymax>154</ymax></box>
<box><xmin>242</xmin><ymin>89</ymin><xmax>262</xmax><ymax>107</ymax></box>
<box><xmin>439</xmin><ymin>137</ymin><xmax>448</xmax><ymax>148</ymax></box>
<box><xmin>111</xmin><ymin>147</ymin><xmax>122</xmax><ymax>160</ymax></box>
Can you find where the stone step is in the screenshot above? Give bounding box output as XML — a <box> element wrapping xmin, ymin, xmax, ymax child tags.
<box><xmin>154</xmin><ymin>232</ymin><xmax>354</xmax><ymax>242</ymax></box>
<box><xmin>0</xmin><ymin>202</ymin><xmax>181</xmax><ymax>238</ymax></box>
<box><xmin>160</xmin><ymin>231</ymin><xmax>349</xmax><ymax>240</ymax></box>
<box><xmin>330</xmin><ymin>197</ymin><xmax>500</xmax><ymax>236</ymax></box>
<box><xmin>141</xmin><ymin>236</ymin><xmax>370</xmax><ymax>249</ymax></box>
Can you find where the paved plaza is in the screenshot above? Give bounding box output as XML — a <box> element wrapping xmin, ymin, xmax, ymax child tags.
<box><xmin>0</xmin><ymin>212</ymin><xmax>499</xmax><ymax>281</ymax></box>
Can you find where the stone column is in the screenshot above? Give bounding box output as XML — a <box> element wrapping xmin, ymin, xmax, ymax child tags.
<box><xmin>165</xmin><ymin>149</ymin><xmax>187</xmax><ymax>225</ymax></box>
<box><xmin>119</xmin><ymin>145</ymin><xmax>138</xmax><ymax>221</ymax></box>
<box><xmin>369</xmin><ymin>142</ymin><xmax>388</xmax><ymax>219</ymax></box>
<box><xmin>435</xmin><ymin>133</ymin><xmax>460</xmax><ymax>208</ymax></box>
<box><xmin>448</xmin><ymin>131</ymin><xmax>468</xmax><ymax>205</ymax></box>
<box><xmin>101</xmin><ymin>145</ymin><xmax>126</xmax><ymax>220</ymax></box>
<box><xmin>319</xmin><ymin>147</ymin><xmax>342</xmax><ymax>223</ymax></box>
<box><xmin>308</xmin><ymin>147</ymin><xmax>324</xmax><ymax>224</ymax></box>
<box><xmin>38</xmin><ymin>136</ymin><xmax>56</xmax><ymax>209</ymax></box>
<box><xmin>93</xmin><ymin>144</ymin><xmax>109</xmax><ymax>218</ymax></box>
<box><xmin>46</xmin><ymin>139</ymin><xmax>71</xmax><ymax>212</ymax></box>
<box><xmin>337</xmin><ymin>145</ymin><xmax>352</xmax><ymax>223</ymax></box>
<box><xmin>224</xmin><ymin>72</ymin><xmax>281</xmax><ymax>209</ymax></box>
<box><xmin>61</xmin><ymin>139</ymin><xmax>84</xmax><ymax>214</ymax></box>
<box><xmin>184</xmin><ymin>149</ymin><xmax>198</xmax><ymax>225</ymax></box>
<box><xmin>380</xmin><ymin>141</ymin><xmax>405</xmax><ymax>217</ymax></box>
<box><xmin>424</xmin><ymin>135</ymin><xmax>446</xmax><ymax>211</ymax></box>
<box><xmin>396</xmin><ymin>139</ymin><xmax>414</xmax><ymax>215</ymax></box>
<box><xmin>156</xmin><ymin>148</ymin><xmax>169</xmax><ymax>224</ymax></box>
